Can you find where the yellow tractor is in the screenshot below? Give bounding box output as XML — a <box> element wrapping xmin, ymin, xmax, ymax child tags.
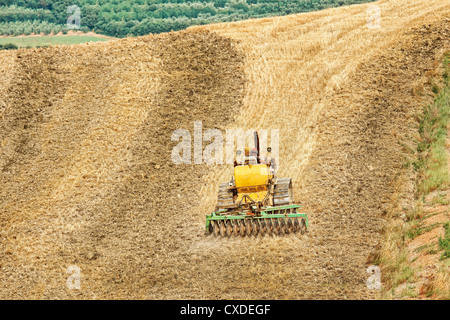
<box><xmin>205</xmin><ymin>132</ymin><xmax>309</xmax><ymax>237</ymax></box>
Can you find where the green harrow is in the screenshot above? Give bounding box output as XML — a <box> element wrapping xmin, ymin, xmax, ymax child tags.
<box><xmin>205</xmin><ymin>204</ymin><xmax>309</xmax><ymax>237</ymax></box>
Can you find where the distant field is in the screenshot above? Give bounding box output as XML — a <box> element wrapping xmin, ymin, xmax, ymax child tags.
<box><xmin>0</xmin><ymin>35</ymin><xmax>111</xmax><ymax>48</ymax></box>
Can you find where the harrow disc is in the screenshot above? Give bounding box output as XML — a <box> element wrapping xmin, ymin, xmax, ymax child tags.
<box><xmin>260</xmin><ymin>219</ymin><xmax>266</xmax><ymax>236</ymax></box>
<box><xmin>239</xmin><ymin>220</ymin><xmax>246</xmax><ymax>237</ymax></box>
<box><xmin>252</xmin><ymin>220</ymin><xmax>260</xmax><ymax>236</ymax></box>
<box><xmin>232</xmin><ymin>220</ymin><xmax>239</xmax><ymax>237</ymax></box>
<box><xmin>273</xmin><ymin>218</ymin><xmax>280</xmax><ymax>234</ymax></box>
<box><xmin>219</xmin><ymin>220</ymin><xmax>226</xmax><ymax>237</ymax></box>
<box><xmin>226</xmin><ymin>221</ymin><xmax>233</xmax><ymax>237</ymax></box>
<box><xmin>293</xmin><ymin>218</ymin><xmax>300</xmax><ymax>233</ymax></box>
<box><xmin>266</xmin><ymin>219</ymin><xmax>273</xmax><ymax>235</ymax></box>
<box><xmin>245</xmin><ymin>220</ymin><xmax>252</xmax><ymax>236</ymax></box>
<box><xmin>213</xmin><ymin>221</ymin><xmax>220</xmax><ymax>237</ymax></box>
<box><xmin>287</xmin><ymin>218</ymin><xmax>294</xmax><ymax>233</ymax></box>
<box><xmin>206</xmin><ymin>222</ymin><xmax>213</xmax><ymax>236</ymax></box>
<box><xmin>279</xmin><ymin>218</ymin><xmax>286</xmax><ymax>235</ymax></box>
<box><xmin>300</xmin><ymin>218</ymin><xmax>307</xmax><ymax>234</ymax></box>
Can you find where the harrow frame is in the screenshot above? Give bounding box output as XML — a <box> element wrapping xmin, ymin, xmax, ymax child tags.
<box><xmin>205</xmin><ymin>204</ymin><xmax>309</xmax><ymax>236</ymax></box>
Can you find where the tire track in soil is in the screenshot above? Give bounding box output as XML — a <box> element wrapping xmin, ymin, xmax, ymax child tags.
<box><xmin>48</xmin><ymin>31</ymin><xmax>245</xmax><ymax>299</ymax></box>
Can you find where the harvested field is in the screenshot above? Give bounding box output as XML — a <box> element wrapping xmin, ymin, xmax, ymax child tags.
<box><xmin>0</xmin><ymin>0</ymin><xmax>449</xmax><ymax>299</ymax></box>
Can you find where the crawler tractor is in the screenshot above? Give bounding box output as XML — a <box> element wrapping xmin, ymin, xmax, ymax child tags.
<box><xmin>205</xmin><ymin>132</ymin><xmax>309</xmax><ymax>237</ymax></box>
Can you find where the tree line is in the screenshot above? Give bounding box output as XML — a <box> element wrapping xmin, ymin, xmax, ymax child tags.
<box><xmin>0</xmin><ymin>0</ymin><xmax>376</xmax><ymax>37</ymax></box>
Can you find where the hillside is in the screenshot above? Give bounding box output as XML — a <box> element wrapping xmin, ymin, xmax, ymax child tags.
<box><xmin>0</xmin><ymin>0</ymin><xmax>449</xmax><ymax>299</ymax></box>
